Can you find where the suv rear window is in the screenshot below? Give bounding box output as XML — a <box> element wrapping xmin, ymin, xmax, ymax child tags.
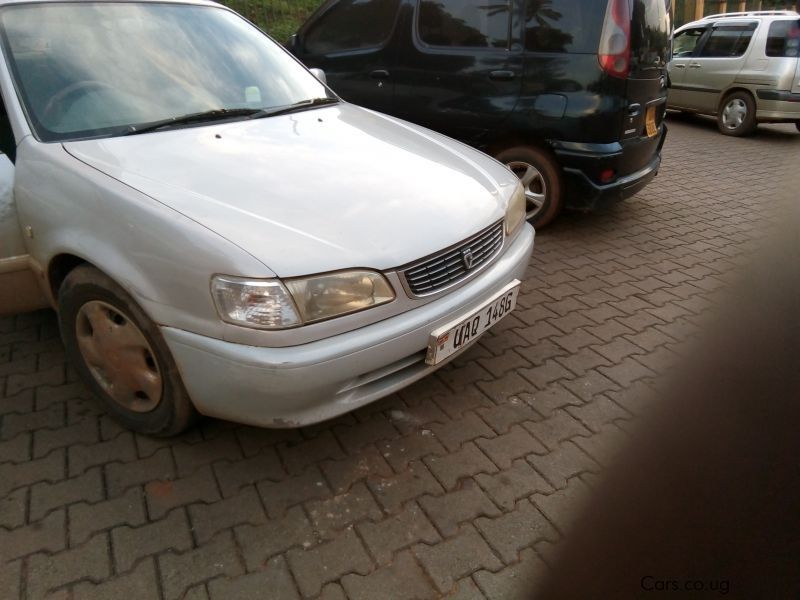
<box><xmin>524</xmin><ymin>0</ymin><xmax>606</xmax><ymax>54</ymax></box>
<box><xmin>630</xmin><ymin>0</ymin><xmax>671</xmax><ymax>76</ymax></box>
<box><xmin>766</xmin><ymin>19</ymin><xmax>800</xmax><ymax>57</ymax></box>
<box><xmin>418</xmin><ymin>0</ymin><xmax>510</xmax><ymax>49</ymax></box>
<box><xmin>304</xmin><ymin>0</ymin><xmax>401</xmax><ymax>55</ymax></box>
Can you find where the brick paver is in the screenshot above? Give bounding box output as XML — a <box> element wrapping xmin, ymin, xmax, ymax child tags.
<box><xmin>1</xmin><ymin>119</ymin><xmax>797</xmax><ymax>598</ymax></box>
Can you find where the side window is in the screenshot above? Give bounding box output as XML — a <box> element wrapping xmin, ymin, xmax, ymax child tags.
<box><xmin>525</xmin><ymin>0</ymin><xmax>606</xmax><ymax>54</ymax></box>
<box><xmin>699</xmin><ymin>26</ymin><xmax>755</xmax><ymax>58</ymax></box>
<box><xmin>766</xmin><ymin>19</ymin><xmax>800</xmax><ymax>58</ymax></box>
<box><xmin>672</xmin><ymin>28</ymin><xmax>707</xmax><ymax>57</ymax></box>
<box><xmin>418</xmin><ymin>0</ymin><xmax>511</xmax><ymax>49</ymax></box>
<box><xmin>304</xmin><ymin>0</ymin><xmax>401</xmax><ymax>55</ymax></box>
<box><xmin>0</xmin><ymin>95</ymin><xmax>15</xmax><ymax>162</ymax></box>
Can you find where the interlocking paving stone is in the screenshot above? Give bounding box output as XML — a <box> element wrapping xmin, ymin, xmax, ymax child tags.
<box><xmin>419</xmin><ymin>478</ymin><xmax>501</xmax><ymax>537</ymax></box>
<box><xmin>474</xmin><ymin>548</ymin><xmax>549</xmax><ymax>600</ymax></box>
<box><xmin>236</xmin><ymin>505</ymin><xmax>316</xmax><ymax>571</ymax></box>
<box><xmin>306</xmin><ymin>482</ymin><xmax>382</xmax><ymax>539</ymax></box>
<box><xmin>413</xmin><ymin>525</ymin><xmax>503</xmax><ymax>594</ymax></box>
<box><xmin>145</xmin><ymin>465</ymin><xmax>221</xmax><ymax>519</ymax></box>
<box><xmin>158</xmin><ymin>532</ymin><xmax>244</xmax><ymax>600</ymax></box>
<box><xmin>0</xmin><ymin>508</ymin><xmax>66</xmax><ymax>562</ymax></box>
<box><xmin>72</xmin><ymin>558</ymin><xmax>160</xmax><ymax>600</ymax></box>
<box><xmin>475</xmin><ymin>499</ymin><xmax>559</xmax><ymax>564</ymax></box>
<box><xmin>356</xmin><ymin>501</ymin><xmax>440</xmax><ymax>565</ymax></box>
<box><xmin>257</xmin><ymin>467</ymin><xmax>331</xmax><ymax>519</ymax></box>
<box><xmin>188</xmin><ymin>485</ymin><xmax>266</xmax><ymax>544</ymax></box>
<box><xmin>26</xmin><ymin>533</ymin><xmax>111</xmax><ymax>600</ymax></box>
<box><xmin>68</xmin><ymin>486</ymin><xmax>146</xmax><ymax>545</ymax></box>
<box><xmin>112</xmin><ymin>509</ymin><xmax>193</xmax><ymax>572</ymax></box>
<box><xmin>341</xmin><ymin>551</ymin><xmax>437</xmax><ymax>600</ymax></box>
<box><xmin>208</xmin><ymin>556</ymin><xmax>300</xmax><ymax>600</ymax></box>
<box><xmin>286</xmin><ymin>529</ymin><xmax>373</xmax><ymax>598</ymax></box>
<box><xmin>321</xmin><ymin>446</ymin><xmax>394</xmax><ymax>493</ymax></box>
<box><xmin>475</xmin><ymin>459</ymin><xmax>553</xmax><ymax>511</ymax></box>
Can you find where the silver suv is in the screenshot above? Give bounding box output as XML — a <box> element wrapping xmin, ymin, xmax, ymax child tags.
<box><xmin>668</xmin><ymin>11</ymin><xmax>800</xmax><ymax>136</ymax></box>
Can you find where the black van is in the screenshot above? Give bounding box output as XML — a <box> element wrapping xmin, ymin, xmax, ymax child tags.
<box><xmin>289</xmin><ymin>0</ymin><xmax>671</xmax><ymax>227</ymax></box>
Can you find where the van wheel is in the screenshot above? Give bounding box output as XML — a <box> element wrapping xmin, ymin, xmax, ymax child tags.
<box><xmin>717</xmin><ymin>92</ymin><xmax>756</xmax><ymax>137</ymax></box>
<box><xmin>58</xmin><ymin>265</ymin><xmax>196</xmax><ymax>436</ymax></box>
<box><xmin>495</xmin><ymin>146</ymin><xmax>562</xmax><ymax>228</ymax></box>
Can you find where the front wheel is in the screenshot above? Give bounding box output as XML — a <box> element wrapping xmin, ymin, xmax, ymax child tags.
<box><xmin>58</xmin><ymin>265</ymin><xmax>196</xmax><ymax>436</ymax></box>
<box><xmin>495</xmin><ymin>146</ymin><xmax>563</xmax><ymax>229</ymax></box>
<box><xmin>717</xmin><ymin>92</ymin><xmax>757</xmax><ymax>137</ymax></box>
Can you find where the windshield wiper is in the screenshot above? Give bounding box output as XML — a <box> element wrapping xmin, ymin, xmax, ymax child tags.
<box><xmin>249</xmin><ymin>97</ymin><xmax>339</xmax><ymax>119</ymax></box>
<box><xmin>124</xmin><ymin>108</ymin><xmax>263</xmax><ymax>136</ymax></box>
<box><xmin>122</xmin><ymin>98</ymin><xmax>339</xmax><ymax>136</ymax></box>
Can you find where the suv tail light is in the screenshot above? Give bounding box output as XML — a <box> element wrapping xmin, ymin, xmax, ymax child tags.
<box><xmin>599</xmin><ymin>0</ymin><xmax>631</xmax><ymax>78</ymax></box>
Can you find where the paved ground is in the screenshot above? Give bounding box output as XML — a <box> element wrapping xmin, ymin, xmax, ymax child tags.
<box><xmin>1</xmin><ymin>117</ymin><xmax>798</xmax><ymax>600</ymax></box>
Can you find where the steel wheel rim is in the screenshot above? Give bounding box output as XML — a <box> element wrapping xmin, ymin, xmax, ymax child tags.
<box><xmin>722</xmin><ymin>98</ymin><xmax>747</xmax><ymax>130</ymax></box>
<box><xmin>75</xmin><ymin>300</ymin><xmax>163</xmax><ymax>412</ymax></box>
<box><xmin>507</xmin><ymin>161</ymin><xmax>547</xmax><ymax>220</ymax></box>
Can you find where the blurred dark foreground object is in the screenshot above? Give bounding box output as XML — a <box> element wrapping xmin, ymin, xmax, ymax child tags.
<box><xmin>536</xmin><ymin>207</ymin><xmax>800</xmax><ymax>599</ymax></box>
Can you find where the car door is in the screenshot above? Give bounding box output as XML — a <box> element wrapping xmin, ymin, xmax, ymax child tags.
<box><xmin>291</xmin><ymin>0</ymin><xmax>402</xmax><ymax>114</ymax></box>
<box><xmin>668</xmin><ymin>26</ymin><xmax>709</xmax><ymax>108</ymax></box>
<box><xmin>681</xmin><ymin>22</ymin><xmax>757</xmax><ymax>113</ymax></box>
<box><xmin>391</xmin><ymin>0</ymin><xmax>523</xmax><ymax>145</ymax></box>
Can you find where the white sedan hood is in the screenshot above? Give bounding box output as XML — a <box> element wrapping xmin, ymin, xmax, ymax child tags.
<box><xmin>64</xmin><ymin>103</ymin><xmax>518</xmax><ymax>277</ymax></box>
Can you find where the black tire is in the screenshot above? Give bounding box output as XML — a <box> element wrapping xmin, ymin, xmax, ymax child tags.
<box><xmin>58</xmin><ymin>265</ymin><xmax>196</xmax><ymax>436</ymax></box>
<box><xmin>795</xmin><ymin>122</ymin><xmax>800</xmax><ymax>133</ymax></box>
<box><xmin>494</xmin><ymin>146</ymin><xmax>563</xmax><ymax>229</ymax></box>
<box><xmin>717</xmin><ymin>91</ymin><xmax>757</xmax><ymax>137</ymax></box>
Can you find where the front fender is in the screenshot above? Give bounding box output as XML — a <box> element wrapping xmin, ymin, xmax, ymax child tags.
<box><xmin>14</xmin><ymin>138</ymin><xmax>274</xmax><ymax>343</ymax></box>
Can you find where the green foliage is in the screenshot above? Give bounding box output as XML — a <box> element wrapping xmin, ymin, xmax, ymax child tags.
<box><xmin>220</xmin><ymin>0</ymin><xmax>323</xmax><ymax>43</ymax></box>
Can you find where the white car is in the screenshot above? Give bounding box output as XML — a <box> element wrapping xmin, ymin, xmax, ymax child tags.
<box><xmin>0</xmin><ymin>0</ymin><xmax>534</xmax><ymax>435</ymax></box>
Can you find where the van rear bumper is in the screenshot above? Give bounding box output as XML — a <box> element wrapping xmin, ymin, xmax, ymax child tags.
<box><xmin>554</xmin><ymin>124</ymin><xmax>667</xmax><ymax>211</ymax></box>
<box><xmin>755</xmin><ymin>90</ymin><xmax>800</xmax><ymax>122</ymax></box>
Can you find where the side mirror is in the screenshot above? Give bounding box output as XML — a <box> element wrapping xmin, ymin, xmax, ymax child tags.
<box><xmin>309</xmin><ymin>68</ymin><xmax>327</xmax><ymax>86</ymax></box>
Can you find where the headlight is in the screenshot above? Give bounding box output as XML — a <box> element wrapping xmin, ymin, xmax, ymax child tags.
<box><xmin>211</xmin><ymin>271</ymin><xmax>395</xmax><ymax>329</ymax></box>
<box><xmin>505</xmin><ymin>183</ymin><xmax>526</xmax><ymax>236</ymax></box>
<box><xmin>285</xmin><ymin>270</ymin><xmax>395</xmax><ymax>323</ymax></box>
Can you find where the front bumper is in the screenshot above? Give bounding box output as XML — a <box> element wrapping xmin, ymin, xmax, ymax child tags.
<box><xmin>162</xmin><ymin>224</ymin><xmax>535</xmax><ymax>428</ymax></box>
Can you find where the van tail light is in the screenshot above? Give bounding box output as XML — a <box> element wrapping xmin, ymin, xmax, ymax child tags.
<box><xmin>599</xmin><ymin>0</ymin><xmax>631</xmax><ymax>78</ymax></box>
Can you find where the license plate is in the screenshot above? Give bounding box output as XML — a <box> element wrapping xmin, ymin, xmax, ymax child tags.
<box><xmin>425</xmin><ymin>280</ymin><xmax>520</xmax><ymax>366</ymax></box>
<box><xmin>645</xmin><ymin>105</ymin><xmax>658</xmax><ymax>138</ymax></box>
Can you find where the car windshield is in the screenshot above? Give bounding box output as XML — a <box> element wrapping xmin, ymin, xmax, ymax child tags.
<box><xmin>0</xmin><ymin>2</ymin><xmax>333</xmax><ymax>142</ymax></box>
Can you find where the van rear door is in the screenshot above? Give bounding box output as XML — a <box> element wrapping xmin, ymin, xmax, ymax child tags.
<box><xmin>617</xmin><ymin>0</ymin><xmax>671</xmax><ymax>174</ymax></box>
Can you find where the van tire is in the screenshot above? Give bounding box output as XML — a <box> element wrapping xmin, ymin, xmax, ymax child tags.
<box><xmin>717</xmin><ymin>92</ymin><xmax>757</xmax><ymax>137</ymax></box>
<box><xmin>58</xmin><ymin>265</ymin><xmax>197</xmax><ymax>437</ymax></box>
<box><xmin>495</xmin><ymin>146</ymin><xmax>563</xmax><ymax>228</ymax></box>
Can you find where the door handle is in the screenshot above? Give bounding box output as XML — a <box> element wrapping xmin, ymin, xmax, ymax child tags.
<box><xmin>689</xmin><ymin>63</ymin><xmax>702</xmax><ymax>68</ymax></box>
<box><xmin>369</xmin><ymin>69</ymin><xmax>390</xmax><ymax>79</ymax></box>
<box><xmin>489</xmin><ymin>70</ymin><xmax>516</xmax><ymax>81</ymax></box>
<box><xmin>674</xmin><ymin>64</ymin><xmax>686</xmax><ymax>68</ymax></box>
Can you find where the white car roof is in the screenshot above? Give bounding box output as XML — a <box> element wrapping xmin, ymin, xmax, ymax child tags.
<box><xmin>676</xmin><ymin>10</ymin><xmax>799</xmax><ymax>33</ymax></box>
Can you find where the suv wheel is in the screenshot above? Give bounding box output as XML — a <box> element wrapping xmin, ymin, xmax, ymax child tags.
<box><xmin>58</xmin><ymin>265</ymin><xmax>196</xmax><ymax>436</ymax></box>
<box><xmin>495</xmin><ymin>146</ymin><xmax>562</xmax><ymax>228</ymax></box>
<box><xmin>717</xmin><ymin>92</ymin><xmax>757</xmax><ymax>137</ymax></box>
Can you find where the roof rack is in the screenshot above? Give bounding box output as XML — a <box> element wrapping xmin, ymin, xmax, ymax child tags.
<box><xmin>703</xmin><ymin>10</ymin><xmax>799</xmax><ymax>20</ymax></box>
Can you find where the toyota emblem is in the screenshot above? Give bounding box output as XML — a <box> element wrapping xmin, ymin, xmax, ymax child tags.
<box><xmin>462</xmin><ymin>248</ymin><xmax>475</xmax><ymax>270</ymax></box>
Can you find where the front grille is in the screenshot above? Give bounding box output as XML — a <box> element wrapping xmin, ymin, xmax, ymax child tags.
<box><xmin>402</xmin><ymin>221</ymin><xmax>504</xmax><ymax>296</ymax></box>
